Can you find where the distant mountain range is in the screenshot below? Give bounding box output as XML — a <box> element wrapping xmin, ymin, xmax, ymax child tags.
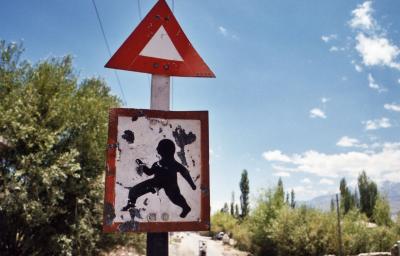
<box><xmin>303</xmin><ymin>181</ymin><xmax>400</xmax><ymax>218</ymax></box>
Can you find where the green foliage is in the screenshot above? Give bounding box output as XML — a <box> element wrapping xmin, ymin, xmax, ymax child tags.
<box><xmin>340</xmin><ymin>177</ymin><xmax>355</xmax><ymax>214</ymax></box>
<box><xmin>0</xmin><ymin>41</ymin><xmax>145</xmax><ymax>255</ymax></box>
<box><xmin>269</xmin><ymin>206</ymin><xmax>337</xmax><ymax>256</ymax></box>
<box><xmin>358</xmin><ymin>170</ymin><xmax>378</xmax><ymax>219</ymax></box>
<box><xmin>290</xmin><ymin>189</ymin><xmax>296</xmax><ymax>209</ymax></box>
<box><xmin>393</xmin><ymin>214</ymin><xmax>400</xmax><ymax>236</ymax></box>
<box><xmin>212</xmin><ymin>176</ymin><xmax>399</xmax><ymax>256</ymax></box>
<box><xmin>239</xmin><ymin>169</ymin><xmax>250</xmax><ymax>218</ymax></box>
<box><xmin>210</xmin><ymin>212</ymin><xmax>237</xmax><ymax>236</ymax></box>
<box><xmin>342</xmin><ymin>210</ymin><xmax>396</xmax><ymax>255</ymax></box>
<box><xmin>230</xmin><ymin>191</ymin><xmax>235</xmax><ymax>216</ymax></box>
<box><xmin>234</xmin><ymin>204</ymin><xmax>240</xmax><ymax>218</ymax></box>
<box><xmin>373</xmin><ymin>195</ymin><xmax>393</xmax><ymax>227</ymax></box>
<box><xmin>274</xmin><ymin>178</ymin><xmax>285</xmax><ymax>208</ymax></box>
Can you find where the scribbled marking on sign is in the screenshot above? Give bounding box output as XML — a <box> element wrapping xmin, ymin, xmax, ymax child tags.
<box><xmin>172</xmin><ymin>126</ymin><xmax>196</xmax><ymax>167</ymax></box>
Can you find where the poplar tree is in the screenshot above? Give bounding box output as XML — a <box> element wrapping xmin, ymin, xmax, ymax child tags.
<box><xmin>239</xmin><ymin>169</ymin><xmax>249</xmax><ymax>218</ymax></box>
<box><xmin>340</xmin><ymin>178</ymin><xmax>354</xmax><ymax>214</ymax></box>
<box><xmin>358</xmin><ymin>171</ymin><xmax>378</xmax><ymax>219</ymax></box>
<box><xmin>290</xmin><ymin>189</ymin><xmax>296</xmax><ymax>209</ymax></box>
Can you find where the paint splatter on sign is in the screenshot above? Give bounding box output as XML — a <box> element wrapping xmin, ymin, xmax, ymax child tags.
<box><xmin>172</xmin><ymin>126</ymin><xmax>196</xmax><ymax>167</ymax></box>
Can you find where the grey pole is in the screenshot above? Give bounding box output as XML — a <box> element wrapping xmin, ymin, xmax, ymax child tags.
<box><xmin>336</xmin><ymin>194</ymin><xmax>344</xmax><ymax>256</ymax></box>
<box><xmin>147</xmin><ymin>74</ymin><xmax>170</xmax><ymax>256</ymax></box>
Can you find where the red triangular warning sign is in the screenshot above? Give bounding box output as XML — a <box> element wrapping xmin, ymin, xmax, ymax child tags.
<box><xmin>105</xmin><ymin>0</ymin><xmax>215</xmax><ymax>78</ymax></box>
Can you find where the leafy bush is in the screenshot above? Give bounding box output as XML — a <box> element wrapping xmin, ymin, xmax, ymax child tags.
<box><xmin>212</xmin><ymin>184</ymin><xmax>399</xmax><ymax>256</ymax></box>
<box><xmin>0</xmin><ymin>40</ymin><xmax>145</xmax><ymax>255</ymax></box>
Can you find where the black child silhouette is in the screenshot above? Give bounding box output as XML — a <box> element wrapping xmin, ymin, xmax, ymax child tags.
<box><xmin>122</xmin><ymin>139</ymin><xmax>197</xmax><ymax>218</ymax></box>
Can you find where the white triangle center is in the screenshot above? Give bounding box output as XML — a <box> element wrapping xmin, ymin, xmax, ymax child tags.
<box><xmin>139</xmin><ymin>26</ymin><xmax>183</xmax><ymax>61</ymax></box>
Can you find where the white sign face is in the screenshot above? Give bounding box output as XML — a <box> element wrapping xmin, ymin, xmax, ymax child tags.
<box><xmin>104</xmin><ymin>109</ymin><xmax>209</xmax><ymax>232</ymax></box>
<box><xmin>115</xmin><ymin>116</ymin><xmax>201</xmax><ymax>223</ymax></box>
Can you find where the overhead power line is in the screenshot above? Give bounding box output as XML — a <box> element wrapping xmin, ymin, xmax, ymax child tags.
<box><xmin>91</xmin><ymin>0</ymin><xmax>127</xmax><ymax>106</ymax></box>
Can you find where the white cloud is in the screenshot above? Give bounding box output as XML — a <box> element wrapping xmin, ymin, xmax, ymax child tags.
<box><xmin>367</xmin><ymin>74</ymin><xmax>386</xmax><ymax>92</ymax></box>
<box><xmin>337</xmin><ymin>136</ymin><xmax>368</xmax><ymax>148</ymax></box>
<box><xmin>355</xmin><ymin>64</ymin><xmax>363</xmax><ymax>72</ymax></box>
<box><xmin>356</xmin><ymin>34</ymin><xmax>400</xmax><ymax>70</ymax></box>
<box><xmin>384</xmin><ymin>103</ymin><xmax>400</xmax><ymax>112</ymax></box>
<box><xmin>348</xmin><ymin>2</ymin><xmax>400</xmax><ymax>71</ymax></box>
<box><xmin>218</xmin><ymin>26</ymin><xmax>239</xmax><ymax>40</ymax></box>
<box><xmin>319</xmin><ymin>178</ymin><xmax>334</xmax><ymax>185</ymax></box>
<box><xmin>349</xmin><ymin>1</ymin><xmax>375</xmax><ymax>30</ymax></box>
<box><xmin>329</xmin><ymin>46</ymin><xmax>345</xmax><ymax>52</ymax></box>
<box><xmin>321</xmin><ymin>97</ymin><xmax>330</xmax><ymax>104</ymax></box>
<box><xmin>262</xmin><ymin>143</ymin><xmax>400</xmax><ymax>183</ymax></box>
<box><xmin>273</xmin><ymin>171</ymin><xmax>291</xmax><ymax>177</ymax></box>
<box><xmin>321</xmin><ymin>34</ymin><xmax>337</xmax><ymax>43</ymax></box>
<box><xmin>301</xmin><ymin>178</ymin><xmax>312</xmax><ymax>184</ymax></box>
<box><xmin>363</xmin><ymin>117</ymin><xmax>391</xmax><ymax>130</ymax></box>
<box><xmin>309</xmin><ymin>108</ymin><xmax>327</xmax><ymax>119</ymax></box>
<box><xmin>398</xmin><ymin>79</ymin><xmax>400</xmax><ymax>84</ymax></box>
<box><xmin>288</xmin><ymin>185</ymin><xmax>327</xmax><ymax>200</ymax></box>
<box><xmin>262</xmin><ymin>150</ymin><xmax>291</xmax><ymax>162</ymax></box>
<box><xmin>329</xmin><ymin>46</ymin><xmax>339</xmax><ymax>52</ymax></box>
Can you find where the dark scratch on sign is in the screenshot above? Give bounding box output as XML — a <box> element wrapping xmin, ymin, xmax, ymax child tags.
<box><xmin>159</xmin><ymin>127</ymin><xmax>163</xmax><ymax>133</ymax></box>
<box><xmin>144</xmin><ymin>198</ymin><xmax>149</xmax><ymax>206</ymax></box>
<box><xmin>192</xmin><ymin>159</ymin><xmax>196</xmax><ymax>167</ymax></box>
<box><xmin>104</xmin><ymin>203</ymin><xmax>116</xmax><ymax>226</ymax></box>
<box><xmin>172</xmin><ymin>126</ymin><xmax>196</xmax><ymax>167</ymax></box>
<box><xmin>194</xmin><ymin>175</ymin><xmax>200</xmax><ymax>182</ymax></box>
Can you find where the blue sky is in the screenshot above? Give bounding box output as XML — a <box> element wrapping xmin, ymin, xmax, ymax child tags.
<box><xmin>2</xmin><ymin>0</ymin><xmax>400</xmax><ymax>211</ymax></box>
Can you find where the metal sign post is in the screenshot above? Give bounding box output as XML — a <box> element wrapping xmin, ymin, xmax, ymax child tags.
<box><xmin>148</xmin><ymin>74</ymin><xmax>170</xmax><ymax>256</ymax></box>
<box><xmin>103</xmin><ymin>1</ymin><xmax>214</xmax><ymax>255</ymax></box>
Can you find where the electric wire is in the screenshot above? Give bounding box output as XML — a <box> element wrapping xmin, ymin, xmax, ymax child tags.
<box><xmin>137</xmin><ymin>0</ymin><xmax>143</xmax><ymax>20</ymax></box>
<box><xmin>91</xmin><ymin>0</ymin><xmax>127</xmax><ymax>106</ymax></box>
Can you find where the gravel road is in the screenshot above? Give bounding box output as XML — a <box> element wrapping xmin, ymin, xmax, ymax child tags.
<box><xmin>169</xmin><ymin>232</ymin><xmax>249</xmax><ymax>256</ymax></box>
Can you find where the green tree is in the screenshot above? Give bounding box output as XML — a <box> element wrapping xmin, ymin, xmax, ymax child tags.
<box><xmin>273</xmin><ymin>178</ymin><xmax>285</xmax><ymax>207</ymax></box>
<box><xmin>240</xmin><ymin>169</ymin><xmax>250</xmax><ymax>218</ymax></box>
<box><xmin>235</xmin><ymin>204</ymin><xmax>240</xmax><ymax>218</ymax></box>
<box><xmin>0</xmin><ymin>41</ymin><xmax>144</xmax><ymax>255</ymax></box>
<box><xmin>290</xmin><ymin>189</ymin><xmax>296</xmax><ymax>209</ymax></box>
<box><xmin>373</xmin><ymin>195</ymin><xmax>392</xmax><ymax>226</ymax></box>
<box><xmin>358</xmin><ymin>171</ymin><xmax>378</xmax><ymax>219</ymax></box>
<box><xmin>340</xmin><ymin>177</ymin><xmax>354</xmax><ymax>214</ymax></box>
<box><xmin>230</xmin><ymin>191</ymin><xmax>235</xmax><ymax>216</ymax></box>
<box><xmin>285</xmin><ymin>192</ymin><xmax>289</xmax><ymax>205</ymax></box>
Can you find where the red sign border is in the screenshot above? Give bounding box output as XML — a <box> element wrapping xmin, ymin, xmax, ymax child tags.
<box><xmin>105</xmin><ymin>0</ymin><xmax>215</xmax><ymax>78</ymax></box>
<box><xmin>103</xmin><ymin>108</ymin><xmax>210</xmax><ymax>233</ymax></box>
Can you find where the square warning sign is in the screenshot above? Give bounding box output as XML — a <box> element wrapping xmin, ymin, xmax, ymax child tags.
<box><xmin>103</xmin><ymin>108</ymin><xmax>209</xmax><ymax>232</ymax></box>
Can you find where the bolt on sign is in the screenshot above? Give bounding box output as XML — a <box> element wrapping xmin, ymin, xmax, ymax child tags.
<box><xmin>103</xmin><ymin>108</ymin><xmax>210</xmax><ymax>232</ymax></box>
